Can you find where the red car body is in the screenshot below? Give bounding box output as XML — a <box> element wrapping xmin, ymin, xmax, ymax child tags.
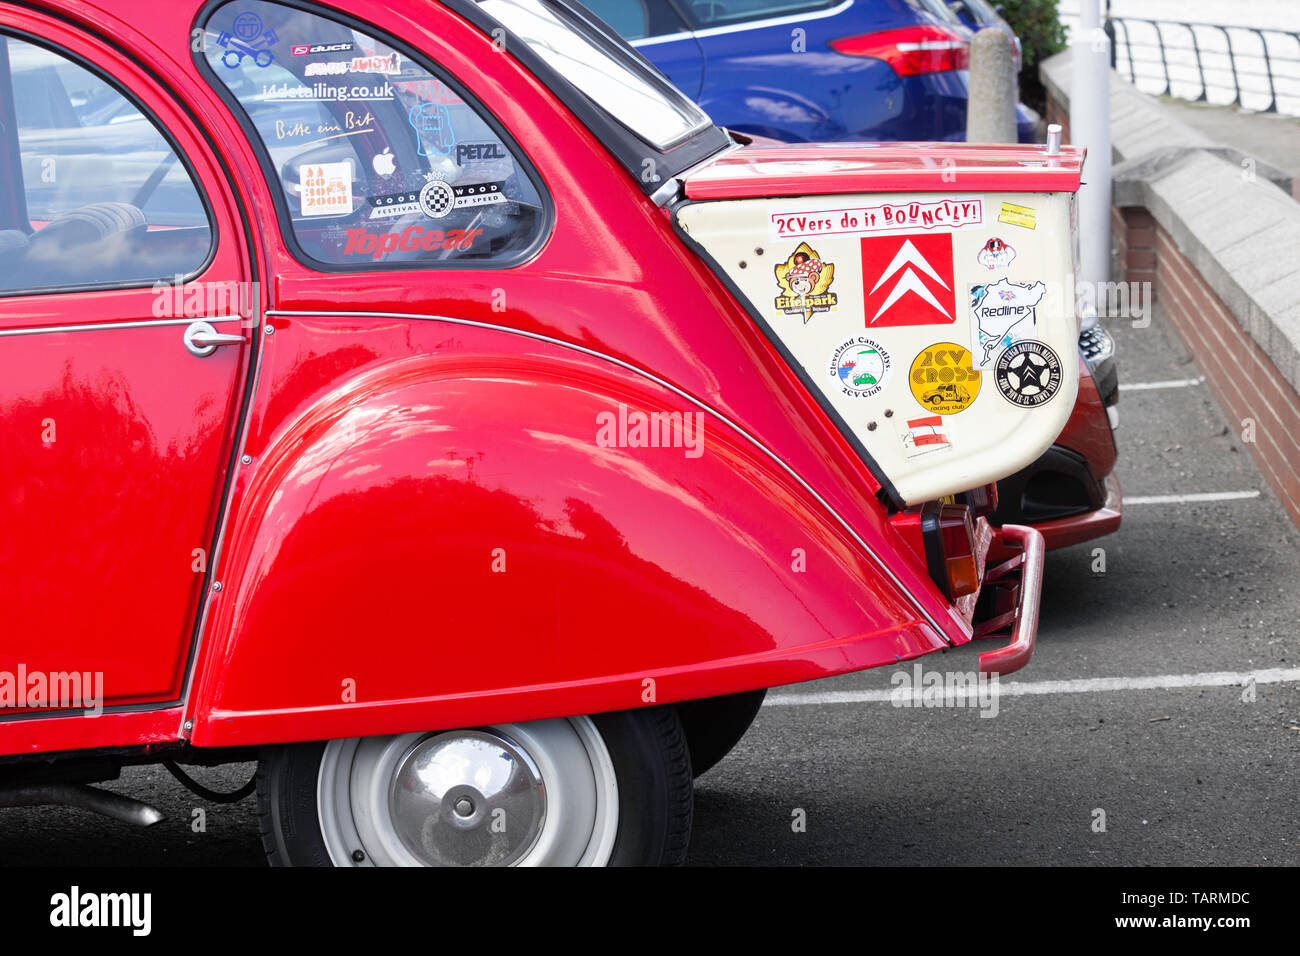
<box><xmin>0</xmin><ymin>0</ymin><xmax>1082</xmax><ymax>864</ymax></box>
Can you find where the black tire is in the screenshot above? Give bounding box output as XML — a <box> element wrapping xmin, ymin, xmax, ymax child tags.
<box><xmin>676</xmin><ymin>688</ymin><xmax>767</xmax><ymax>778</ymax></box>
<box><xmin>257</xmin><ymin>706</ymin><xmax>693</xmax><ymax>867</ymax></box>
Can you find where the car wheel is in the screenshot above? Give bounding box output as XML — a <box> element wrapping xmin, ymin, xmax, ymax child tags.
<box><xmin>676</xmin><ymin>688</ymin><xmax>767</xmax><ymax>778</ymax></box>
<box><xmin>257</xmin><ymin>707</ymin><xmax>693</xmax><ymax>866</ymax></box>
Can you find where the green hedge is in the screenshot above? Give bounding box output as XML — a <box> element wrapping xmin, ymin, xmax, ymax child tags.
<box><xmin>996</xmin><ymin>0</ymin><xmax>1069</xmax><ymax>114</ymax></box>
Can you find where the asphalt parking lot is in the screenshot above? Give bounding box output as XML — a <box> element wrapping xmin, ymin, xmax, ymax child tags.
<box><xmin>2</xmin><ymin>308</ymin><xmax>1297</xmax><ymax>866</ymax></box>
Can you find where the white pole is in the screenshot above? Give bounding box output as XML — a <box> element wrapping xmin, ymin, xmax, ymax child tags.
<box><xmin>1070</xmin><ymin>0</ymin><xmax>1113</xmax><ymax>288</ymax></box>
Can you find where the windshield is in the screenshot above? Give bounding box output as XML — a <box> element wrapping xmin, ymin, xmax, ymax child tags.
<box><xmin>477</xmin><ymin>0</ymin><xmax>712</xmax><ymax>150</ymax></box>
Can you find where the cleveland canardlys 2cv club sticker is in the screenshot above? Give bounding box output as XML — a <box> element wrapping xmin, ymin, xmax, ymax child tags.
<box><xmin>774</xmin><ymin>242</ymin><xmax>837</xmax><ymax>323</ymax></box>
<box><xmin>830</xmin><ymin>336</ymin><xmax>891</xmax><ymax>398</ymax></box>
<box><xmin>969</xmin><ymin>278</ymin><xmax>1047</xmax><ymax>369</ymax></box>
<box><xmin>995</xmin><ymin>340</ymin><xmax>1062</xmax><ymax>407</ymax></box>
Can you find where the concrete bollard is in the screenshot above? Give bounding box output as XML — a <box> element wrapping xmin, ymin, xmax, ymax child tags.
<box><xmin>966</xmin><ymin>28</ymin><xmax>1018</xmax><ymax>144</ymax></box>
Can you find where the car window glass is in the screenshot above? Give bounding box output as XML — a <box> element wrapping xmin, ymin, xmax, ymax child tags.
<box><xmin>480</xmin><ymin>0</ymin><xmax>709</xmax><ymax>149</ymax></box>
<box><xmin>200</xmin><ymin>0</ymin><xmax>545</xmax><ymax>269</ymax></box>
<box><xmin>580</xmin><ymin>0</ymin><xmax>651</xmax><ymax>39</ymax></box>
<box><xmin>684</xmin><ymin>0</ymin><xmax>838</xmax><ymax>28</ymax></box>
<box><xmin>0</xmin><ymin>35</ymin><xmax>212</xmax><ymax>294</ymax></box>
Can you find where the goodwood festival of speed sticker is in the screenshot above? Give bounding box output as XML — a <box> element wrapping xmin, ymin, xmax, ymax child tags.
<box><xmin>994</xmin><ymin>340</ymin><xmax>1062</xmax><ymax>407</ymax></box>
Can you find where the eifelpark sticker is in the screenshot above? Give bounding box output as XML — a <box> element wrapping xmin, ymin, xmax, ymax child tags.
<box><xmin>830</xmin><ymin>336</ymin><xmax>891</xmax><ymax>399</ymax></box>
<box><xmin>774</xmin><ymin>242</ymin><xmax>837</xmax><ymax>323</ymax></box>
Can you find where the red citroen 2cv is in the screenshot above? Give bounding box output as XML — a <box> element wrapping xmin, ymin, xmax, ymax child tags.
<box><xmin>0</xmin><ymin>0</ymin><xmax>1084</xmax><ymax>865</ymax></box>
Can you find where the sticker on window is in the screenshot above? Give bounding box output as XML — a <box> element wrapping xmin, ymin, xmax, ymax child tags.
<box><xmin>300</xmin><ymin>162</ymin><xmax>353</xmax><ymax>217</ymax></box>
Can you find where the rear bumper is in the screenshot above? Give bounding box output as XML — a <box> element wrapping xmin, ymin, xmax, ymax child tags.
<box><xmin>971</xmin><ymin>524</ymin><xmax>1044</xmax><ymax>678</ymax></box>
<box><xmin>1033</xmin><ymin>470</ymin><xmax>1122</xmax><ymax>551</ymax></box>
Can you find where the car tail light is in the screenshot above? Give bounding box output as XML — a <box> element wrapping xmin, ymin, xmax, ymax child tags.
<box><xmin>963</xmin><ymin>483</ymin><xmax>998</xmax><ymax>518</ymax></box>
<box><xmin>920</xmin><ymin>502</ymin><xmax>979</xmax><ymax>599</ymax></box>
<box><xmin>830</xmin><ymin>25</ymin><xmax>970</xmax><ymax>76</ymax></box>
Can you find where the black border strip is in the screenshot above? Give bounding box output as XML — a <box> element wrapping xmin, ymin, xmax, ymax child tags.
<box><xmin>0</xmin><ymin>0</ymin><xmax>262</xmax><ymax>725</ymax></box>
<box><xmin>192</xmin><ymin>0</ymin><xmax>555</xmax><ymax>274</ymax></box>
<box><xmin>668</xmin><ymin>195</ymin><xmax>906</xmax><ymax>511</ymax></box>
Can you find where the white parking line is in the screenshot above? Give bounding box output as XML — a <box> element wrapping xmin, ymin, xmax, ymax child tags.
<box><xmin>1126</xmin><ymin>491</ymin><xmax>1260</xmax><ymax>504</ymax></box>
<box><xmin>764</xmin><ymin>667</ymin><xmax>1300</xmax><ymax>707</ymax></box>
<box><xmin>1124</xmin><ymin>376</ymin><xmax>1205</xmax><ymax>390</ymax></box>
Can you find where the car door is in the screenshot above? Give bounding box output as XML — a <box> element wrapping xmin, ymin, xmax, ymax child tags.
<box><xmin>0</xmin><ymin>11</ymin><xmax>253</xmax><ymax>714</ymax></box>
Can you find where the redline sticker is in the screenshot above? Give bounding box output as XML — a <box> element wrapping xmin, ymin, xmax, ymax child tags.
<box><xmin>902</xmin><ymin>415</ymin><xmax>951</xmax><ymax>458</ymax></box>
<box><xmin>970</xmin><ymin>278</ymin><xmax>1047</xmax><ymax>369</ymax></box>
<box><xmin>861</xmin><ymin>233</ymin><xmax>956</xmax><ymax>327</ymax></box>
<box><xmin>774</xmin><ymin>242</ymin><xmax>837</xmax><ymax>323</ymax></box>
<box><xmin>770</xmin><ymin>197</ymin><xmax>983</xmax><ymax>241</ymax></box>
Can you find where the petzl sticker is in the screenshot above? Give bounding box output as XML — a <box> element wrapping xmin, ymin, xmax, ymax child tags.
<box><xmin>998</xmin><ymin>202</ymin><xmax>1036</xmax><ymax>230</ymax></box>
<box><xmin>774</xmin><ymin>243</ymin><xmax>837</xmax><ymax>323</ymax></box>
<box><xmin>970</xmin><ymin>278</ymin><xmax>1047</xmax><ymax>369</ymax></box>
<box><xmin>902</xmin><ymin>415</ymin><xmax>951</xmax><ymax>458</ymax></box>
<box><xmin>861</xmin><ymin>233</ymin><xmax>955</xmax><ymax>326</ymax></box>
<box><xmin>909</xmin><ymin>343</ymin><xmax>981</xmax><ymax>414</ymax></box>
<box><xmin>830</xmin><ymin>336</ymin><xmax>891</xmax><ymax>399</ymax></box>
<box><xmin>995</xmin><ymin>341</ymin><xmax>1062</xmax><ymax>407</ymax></box>
<box><xmin>976</xmin><ymin>237</ymin><xmax>1016</xmax><ymax>270</ymax></box>
<box><xmin>299</xmin><ymin>161</ymin><xmax>352</xmax><ymax>216</ymax></box>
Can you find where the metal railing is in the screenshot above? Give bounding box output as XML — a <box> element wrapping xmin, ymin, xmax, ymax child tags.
<box><xmin>1105</xmin><ymin>18</ymin><xmax>1300</xmax><ymax>114</ymax></box>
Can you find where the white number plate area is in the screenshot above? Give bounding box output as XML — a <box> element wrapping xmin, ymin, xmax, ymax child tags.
<box><xmin>677</xmin><ymin>191</ymin><xmax>1080</xmax><ymax>504</ymax></box>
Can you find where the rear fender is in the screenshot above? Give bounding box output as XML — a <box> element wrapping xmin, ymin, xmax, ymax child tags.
<box><xmin>188</xmin><ymin>318</ymin><xmax>948</xmax><ymax>746</ymax></box>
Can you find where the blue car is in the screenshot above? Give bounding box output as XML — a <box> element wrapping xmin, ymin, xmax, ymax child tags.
<box><xmin>577</xmin><ymin>0</ymin><xmax>1038</xmax><ymax>143</ymax></box>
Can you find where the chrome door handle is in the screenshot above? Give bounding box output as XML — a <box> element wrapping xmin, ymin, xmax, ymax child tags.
<box><xmin>184</xmin><ymin>320</ymin><xmax>245</xmax><ymax>357</ymax></box>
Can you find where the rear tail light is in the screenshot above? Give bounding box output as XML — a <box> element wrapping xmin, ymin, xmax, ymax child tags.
<box><xmin>921</xmin><ymin>502</ymin><xmax>978</xmax><ymax>600</ymax></box>
<box><xmin>830</xmin><ymin>25</ymin><xmax>970</xmax><ymax>76</ymax></box>
<box><xmin>963</xmin><ymin>483</ymin><xmax>999</xmax><ymax>518</ymax></box>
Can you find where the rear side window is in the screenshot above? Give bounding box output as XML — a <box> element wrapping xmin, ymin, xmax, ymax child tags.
<box><xmin>199</xmin><ymin>1</ymin><xmax>546</xmax><ymax>269</ymax></box>
<box><xmin>0</xmin><ymin>35</ymin><xmax>212</xmax><ymax>294</ymax></box>
<box><xmin>683</xmin><ymin>0</ymin><xmax>840</xmax><ymax>28</ymax></box>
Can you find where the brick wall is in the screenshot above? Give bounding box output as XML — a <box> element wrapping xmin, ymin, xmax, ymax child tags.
<box><xmin>1044</xmin><ymin>76</ymin><xmax>1300</xmax><ymax>531</ymax></box>
<box><xmin>1108</xmin><ymin>209</ymin><xmax>1300</xmax><ymax>528</ymax></box>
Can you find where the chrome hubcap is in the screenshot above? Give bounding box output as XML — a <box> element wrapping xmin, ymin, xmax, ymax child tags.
<box><xmin>389</xmin><ymin>730</ymin><xmax>546</xmax><ymax>866</ymax></box>
<box><xmin>316</xmin><ymin>717</ymin><xmax>619</xmax><ymax>866</ymax></box>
